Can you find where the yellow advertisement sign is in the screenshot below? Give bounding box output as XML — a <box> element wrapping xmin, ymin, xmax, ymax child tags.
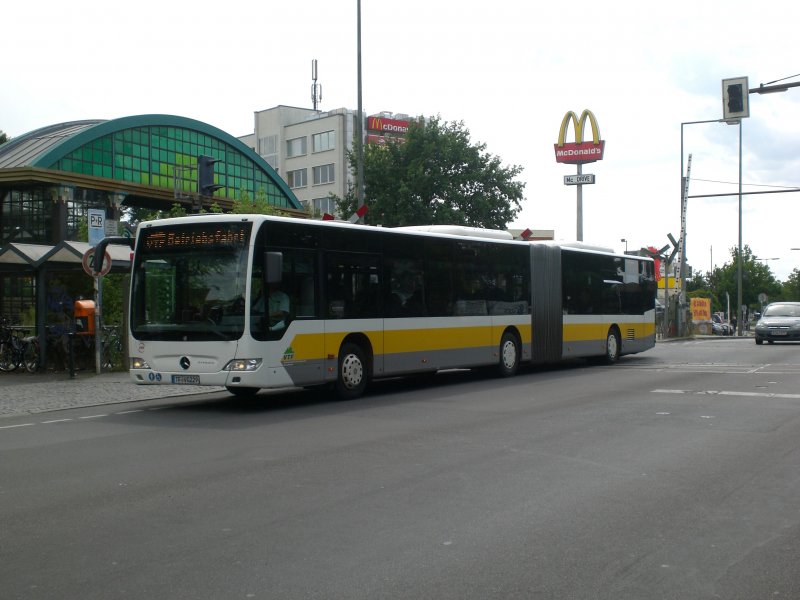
<box><xmin>690</xmin><ymin>297</ymin><xmax>711</xmax><ymax>322</ymax></box>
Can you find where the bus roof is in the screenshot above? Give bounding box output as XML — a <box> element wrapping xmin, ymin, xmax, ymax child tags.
<box><xmin>135</xmin><ymin>214</ymin><xmax>650</xmax><ymax>261</ymax></box>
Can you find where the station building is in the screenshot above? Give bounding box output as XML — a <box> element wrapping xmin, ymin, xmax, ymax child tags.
<box><xmin>0</xmin><ymin>114</ymin><xmax>303</xmax><ymax>352</ymax></box>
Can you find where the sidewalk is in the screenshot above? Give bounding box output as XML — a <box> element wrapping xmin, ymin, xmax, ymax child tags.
<box><xmin>0</xmin><ymin>370</ymin><xmax>224</xmax><ymax>419</ymax></box>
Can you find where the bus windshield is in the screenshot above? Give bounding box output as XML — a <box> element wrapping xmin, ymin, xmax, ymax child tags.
<box><xmin>130</xmin><ymin>221</ymin><xmax>252</xmax><ymax>341</ymax></box>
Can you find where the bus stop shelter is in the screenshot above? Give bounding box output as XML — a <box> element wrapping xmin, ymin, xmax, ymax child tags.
<box><xmin>0</xmin><ymin>240</ymin><xmax>131</xmax><ymax>370</ymax></box>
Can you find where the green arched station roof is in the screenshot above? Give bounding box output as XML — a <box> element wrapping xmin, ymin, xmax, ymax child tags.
<box><xmin>0</xmin><ymin>114</ymin><xmax>302</xmax><ymax>210</ymax></box>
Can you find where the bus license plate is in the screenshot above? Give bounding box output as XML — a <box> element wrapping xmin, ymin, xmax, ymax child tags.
<box><xmin>172</xmin><ymin>374</ymin><xmax>200</xmax><ymax>384</ymax></box>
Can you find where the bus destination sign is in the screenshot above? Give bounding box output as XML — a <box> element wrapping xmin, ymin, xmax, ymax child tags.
<box><xmin>142</xmin><ymin>223</ymin><xmax>251</xmax><ymax>251</ymax></box>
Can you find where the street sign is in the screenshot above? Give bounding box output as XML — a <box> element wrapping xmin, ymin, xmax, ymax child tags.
<box><xmin>82</xmin><ymin>247</ymin><xmax>112</xmax><ymax>277</ymax></box>
<box><xmin>88</xmin><ymin>209</ymin><xmax>105</xmax><ymax>246</ymax></box>
<box><xmin>563</xmin><ymin>174</ymin><xmax>595</xmax><ymax>185</ymax></box>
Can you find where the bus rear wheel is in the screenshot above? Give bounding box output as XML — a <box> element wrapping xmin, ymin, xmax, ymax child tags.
<box><xmin>603</xmin><ymin>327</ymin><xmax>621</xmax><ymax>364</ymax></box>
<box><xmin>335</xmin><ymin>342</ymin><xmax>369</xmax><ymax>400</ymax></box>
<box><xmin>497</xmin><ymin>331</ymin><xmax>520</xmax><ymax>377</ymax></box>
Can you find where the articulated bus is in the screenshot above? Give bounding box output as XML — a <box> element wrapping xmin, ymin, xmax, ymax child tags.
<box><xmin>119</xmin><ymin>214</ymin><xmax>656</xmax><ymax>399</ymax></box>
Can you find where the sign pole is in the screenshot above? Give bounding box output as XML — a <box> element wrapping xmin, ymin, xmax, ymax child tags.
<box><xmin>576</xmin><ymin>164</ymin><xmax>583</xmax><ymax>241</ymax></box>
<box><xmin>94</xmin><ymin>276</ymin><xmax>102</xmax><ymax>374</ymax></box>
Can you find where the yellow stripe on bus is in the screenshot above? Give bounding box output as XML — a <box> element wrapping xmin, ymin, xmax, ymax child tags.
<box><xmin>287</xmin><ymin>324</ymin><xmax>533</xmax><ymax>361</ymax></box>
<box><xmin>563</xmin><ymin>321</ymin><xmax>655</xmax><ymax>342</ymax></box>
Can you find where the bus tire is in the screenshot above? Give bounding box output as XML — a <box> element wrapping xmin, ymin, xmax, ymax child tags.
<box><xmin>497</xmin><ymin>331</ymin><xmax>520</xmax><ymax>377</ymax></box>
<box><xmin>335</xmin><ymin>342</ymin><xmax>369</xmax><ymax>400</ymax></box>
<box><xmin>226</xmin><ymin>386</ymin><xmax>259</xmax><ymax>398</ymax></box>
<box><xmin>603</xmin><ymin>327</ymin><xmax>621</xmax><ymax>364</ymax></box>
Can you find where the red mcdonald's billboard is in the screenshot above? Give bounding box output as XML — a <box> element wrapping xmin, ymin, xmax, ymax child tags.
<box><xmin>367</xmin><ymin>116</ymin><xmax>410</xmax><ymax>134</ymax></box>
<box><xmin>554</xmin><ymin>109</ymin><xmax>605</xmax><ymax>164</ymax></box>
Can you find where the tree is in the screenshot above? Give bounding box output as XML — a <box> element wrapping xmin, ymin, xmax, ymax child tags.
<box><xmin>685</xmin><ymin>271</ymin><xmax>719</xmax><ymax>314</ymax></box>
<box><xmin>708</xmin><ymin>245</ymin><xmax>782</xmax><ymax>313</ymax></box>
<box><xmin>0</xmin><ymin>130</ymin><xmax>8</xmax><ymax>145</ymax></box>
<box><xmin>336</xmin><ymin>116</ymin><xmax>525</xmax><ymax>228</ymax></box>
<box><xmin>781</xmin><ymin>269</ymin><xmax>800</xmax><ymax>301</ymax></box>
<box><xmin>231</xmin><ymin>188</ymin><xmax>281</xmax><ymax>215</ymax></box>
<box><xmin>685</xmin><ymin>271</ymin><xmax>709</xmax><ymax>294</ymax></box>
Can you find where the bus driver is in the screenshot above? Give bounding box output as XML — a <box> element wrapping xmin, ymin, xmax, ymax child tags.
<box><xmin>253</xmin><ymin>280</ymin><xmax>290</xmax><ymax>332</ymax></box>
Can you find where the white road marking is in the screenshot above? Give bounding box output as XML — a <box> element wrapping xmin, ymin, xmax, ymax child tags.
<box><xmin>653</xmin><ymin>389</ymin><xmax>800</xmax><ymax>399</ymax></box>
<box><xmin>0</xmin><ymin>423</ymin><xmax>34</xmax><ymax>429</ymax></box>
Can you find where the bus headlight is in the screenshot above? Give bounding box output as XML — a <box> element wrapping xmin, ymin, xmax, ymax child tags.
<box><xmin>223</xmin><ymin>358</ymin><xmax>262</xmax><ymax>372</ymax></box>
<box><xmin>130</xmin><ymin>357</ymin><xmax>151</xmax><ymax>370</ymax></box>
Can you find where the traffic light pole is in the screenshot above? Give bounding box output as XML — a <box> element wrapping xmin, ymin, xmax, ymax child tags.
<box><xmin>736</xmin><ymin>118</ymin><xmax>743</xmax><ymax>336</ymax></box>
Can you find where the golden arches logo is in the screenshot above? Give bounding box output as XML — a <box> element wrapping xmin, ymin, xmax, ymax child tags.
<box><xmin>554</xmin><ymin>109</ymin><xmax>605</xmax><ymax>164</ymax></box>
<box><xmin>556</xmin><ymin>109</ymin><xmax>601</xmax><ymax>146</ymax></box>
<box><xmin>370</xmin><ymin>117</ymin><xmax>383</xmax><ymax>131</ymax></box>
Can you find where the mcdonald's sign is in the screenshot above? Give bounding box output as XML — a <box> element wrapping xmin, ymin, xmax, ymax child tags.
<box><xmin>367</xmin><ymin>116</ymin><xmax>409</xmax><ymax>134</ymax></box>
<box><xmin>554</xmin><ymin>109</ymin><xmax>605</xmax><ymax>164</ymax></box>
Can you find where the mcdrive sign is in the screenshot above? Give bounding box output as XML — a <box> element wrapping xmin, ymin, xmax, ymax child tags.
<box><xmin>554</xmin><ymin>109</ymin><xmax>605</xmax><ymax>164</ymax></box>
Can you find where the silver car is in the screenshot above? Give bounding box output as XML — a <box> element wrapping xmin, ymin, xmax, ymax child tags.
<box><xmin>754</xmin><ymin>302</ymin><xmax>800</xmax><ymax>344</ymax></box>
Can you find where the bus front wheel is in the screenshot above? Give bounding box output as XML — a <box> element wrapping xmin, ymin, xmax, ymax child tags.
<box><xmin>497</xmin><ymin>331</ymin><xmax>520</xmax><ymax>377</ymax></box>
<box><xmin>603</xmin><ymin>327</ymin><xmax>621</xmax><ymax>364</ymax></box>
<box><xmin>336</xmin><ymin>342</ymin><xmax>369</xmax><ymax>400</ymax></box>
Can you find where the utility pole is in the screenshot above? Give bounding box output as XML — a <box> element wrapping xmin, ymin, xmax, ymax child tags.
<box><xmin>355</xmin><ymin>0</ymin><xmax>365</xmax><ymax>221</ymax></box>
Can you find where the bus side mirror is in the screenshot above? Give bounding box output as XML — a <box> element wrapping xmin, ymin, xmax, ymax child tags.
<box><xmin>265</xmin><ymin>252</ymin><xmax>283</xmax><ymax>283</ymax></box>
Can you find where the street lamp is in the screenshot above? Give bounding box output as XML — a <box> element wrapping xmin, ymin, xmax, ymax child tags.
<box><xmin>355</xmin><ymin>0</ymin><xmax>365</xmax><ymax>220</ymax></box>
<box><xmin>621</xmin><ymin>238</ymin><xmax>628</xmax><ymax>253</ymax></box>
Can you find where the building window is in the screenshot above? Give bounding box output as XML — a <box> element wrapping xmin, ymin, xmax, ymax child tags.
<box><xmin>287</xmin><ymin>169</ymin><xmax>308</xmax><ymax>189</ymax></box>
<box><xmin>286</xmin><ymin>137</ymin><xmax>307</xmax><ymax>158</ymax></box>
<box><xmin>312</xmin><ymin>196</ymin><xmax>335</xmax><ymax>216</ymax></box>
<box><xmin>313</xmin><ymin>164</ymin><xmax>335</xmax><ymax>185</ymax></box>
<box><xmin>1</xmin><ymin>188</ymin><xmax>49</xmax><ymax>245</ymax></box>
<box><xmin>259</xmin><ymin>135</ymin><xmax>278</xmax><ymax>168</ymax></box>
<box><xmin>312</xmin><ymin>131</ymin><xmax>335</xmax><ymax>153</ymax></box>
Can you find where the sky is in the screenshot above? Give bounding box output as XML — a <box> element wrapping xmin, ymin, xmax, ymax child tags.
<box><xmin>3</xmin><ymin>0</ymin><xmax>800</xmax><ymax>282</ymax></box>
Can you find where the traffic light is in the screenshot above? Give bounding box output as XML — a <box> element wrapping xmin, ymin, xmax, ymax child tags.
<box><xmin>198</xmin><ymin>155</ymin><xmax>223</xmax><ymax>197</ymax></box>
<box><xmin>727</xmin><ymin>84</ymin><xmax>744</xmax><ymax>112</ymax></box>
<box><xmin>722</xmin><ymin>77</ymin><xmax>750</xmax><ymax>120</ymax></box>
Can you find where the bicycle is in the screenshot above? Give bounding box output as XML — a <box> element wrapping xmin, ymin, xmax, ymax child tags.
<box><xmin>0</xmin><ymin>317</ymin><xmax>39</xmax><ymax>373</ymax></box>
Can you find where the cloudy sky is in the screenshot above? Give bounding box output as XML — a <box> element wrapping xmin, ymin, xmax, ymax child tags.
<box><xmin>3</xmin><ymin>0</ymin><xmax>800</xmax><ymax>281</ymax></box>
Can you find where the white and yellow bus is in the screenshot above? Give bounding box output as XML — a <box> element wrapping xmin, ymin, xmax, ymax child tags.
<box><xmin>118</xmin><ymin>214</ymin><xmax>656</xmax><ymax>399</ymax></box>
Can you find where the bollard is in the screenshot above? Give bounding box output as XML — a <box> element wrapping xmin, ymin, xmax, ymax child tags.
<box><xmin>68</xmin><ymin>332</ymin><xmax>76</xmax><ymax>379</ymax></box>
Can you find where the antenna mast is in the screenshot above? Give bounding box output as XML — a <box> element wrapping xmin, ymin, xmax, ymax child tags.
<box><xmin>311</xmin><ymin>59</ymin><xmax>322</xmax><ymax>110</ymax></box>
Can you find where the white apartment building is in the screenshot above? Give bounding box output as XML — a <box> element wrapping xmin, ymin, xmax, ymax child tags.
<box><xmin>239</xmin><ymin>105</ymin><xmax>357</xmax><ymax>217</ymax></box>
<box><xmin>240</xmin><ymin>106</ymin><xmax>412</xmax><ymax>218</ymax></box>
